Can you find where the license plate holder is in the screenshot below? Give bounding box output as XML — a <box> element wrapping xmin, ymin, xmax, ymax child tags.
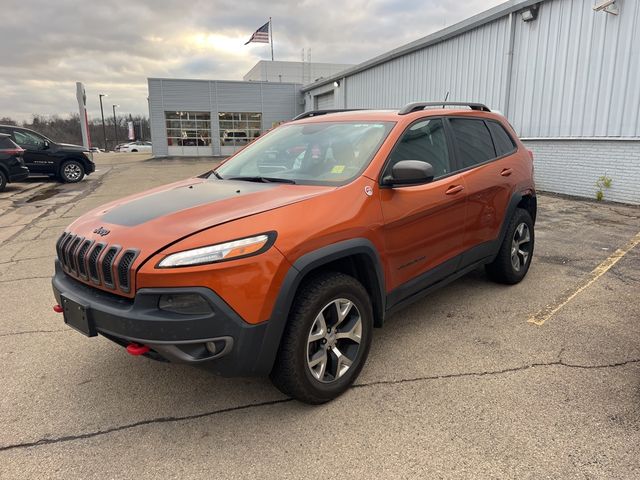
<box><xmin>61</xmin><ymin>295</ymin><xmax>96</xmax><ymax>337</ymax></box>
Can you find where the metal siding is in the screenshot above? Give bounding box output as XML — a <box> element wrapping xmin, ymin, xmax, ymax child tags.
<box><xmin>147</xmin><ymin>79</ymin><xmax>303</xmax><ymax>156</ymax></box>
<box><xmin>344</xmin><ymin>16</ymin><xmax>511</xmax><ymax>112</ymax></box>
<box><xmin>305</xmin><ymin>0</ymin><xmax>639</xmax><ymax>139</ymax></box>
<box><xmin>510</xmin><ymin>0</ymin><xmax>640</xmax><ymax>137</ymax></box>
<box><xmin>148</xmin><ymin>79</ymin><xmax>168</xmax><ymax>156</ymax></box>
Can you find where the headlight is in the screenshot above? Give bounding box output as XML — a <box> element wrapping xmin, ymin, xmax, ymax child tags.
<box><xmin>83</xmin><ymin>151</ymin><xmax>94</xmax><ymax>161</ymax></box>
<box><xmin>157</xmin><ymin>232</ymin><xmax>275</xmax><ymax>268</ymax></box>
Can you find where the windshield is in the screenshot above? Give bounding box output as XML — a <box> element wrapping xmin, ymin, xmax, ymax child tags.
<box><xmin>215</xmin><ymin>121</ymin><xmax>395</xmax><ymax>186</ymax></box>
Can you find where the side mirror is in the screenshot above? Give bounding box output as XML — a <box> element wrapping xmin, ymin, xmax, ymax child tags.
<box><xmin>42</xmin><ymin>141</ymin><xmax>50</xmax><ymax>150</ymax></box>
<box><xmin>383</xmin><ymin>160</ymin><xmax>434</xmax><ymax>186</ymax></box>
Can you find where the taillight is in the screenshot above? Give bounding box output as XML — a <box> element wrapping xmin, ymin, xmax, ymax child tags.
<box><xmin>526</xmin><ymin>149</ymin><xmax>534</xmax><ymax>161</ymax></box>
<box><xmin>0</xmin><ymin>148</ymin><xmax>24</xmax><ymax>156</ymax></box>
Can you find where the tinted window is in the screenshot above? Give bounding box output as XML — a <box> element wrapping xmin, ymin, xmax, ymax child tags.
<box><xmin>0</xmin><ymin>137</ymin><xmax>15</xmax><ymax>148</ymax></box>
<box><xmin>386</xmin><ymin>118</ymin><xmax>450</xmax><ymax>178</ymax></box>
<box><xmin>449</xmin><ymin>118</ymin><xmax>496</xmax><ymax>169</ymax></box>
<box><xmin>487</xmin><ymin>121</ymin><xmax>516</xmax><ymax>156</ymax></box>
<box><xmin>13</xmin><ymin>130</ymin><xmax>45</xmax><ymax>149</ymax></box>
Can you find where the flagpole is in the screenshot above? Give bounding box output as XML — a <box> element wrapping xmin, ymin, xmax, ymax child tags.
<box><xmin>269</xmin><ymin>17</ymin><xmax>274</xmax><ymax>61</ymax></box>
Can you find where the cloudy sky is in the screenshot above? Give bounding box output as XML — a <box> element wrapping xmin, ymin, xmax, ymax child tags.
<box><xmin>2</xmin><ymin>0</ymin><xmax>504</xmax><ymax>122</ymax></box>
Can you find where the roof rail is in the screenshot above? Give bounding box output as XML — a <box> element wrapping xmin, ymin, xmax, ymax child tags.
<box><xmin>398</xmin><ymin>102</ymin><xmax>491</xmax><ymax>115</ymax></box>
<box><xmin>293</xmin><ymin>109</ymin><xmax>363</xmax><ymax>121</ymax></box>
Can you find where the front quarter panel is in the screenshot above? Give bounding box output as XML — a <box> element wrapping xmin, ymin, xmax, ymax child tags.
<box><xmin>138</xmin><ymin>219</ymin><xmax>292</xmax><ymax>325</ymax></box>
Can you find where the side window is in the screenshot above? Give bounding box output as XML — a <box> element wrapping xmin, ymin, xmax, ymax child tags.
<box><xmin>449</xmin><ymin>118</ymin><xmax>496</xmax><ymax>169</ymax></box>
<box><xmin>386</xmin><ymin>118</ymin><xmax>450</xmax><ymax>178</ymax></box>
<box><xmin>487</xmin><ymin>121</ymin><xmax>516</xmax><ymax>156</ymax></box>
<box><xmin>13</xmin><ymin>130</ymin><xmax>44</xmax><ymax>149</ymax></box>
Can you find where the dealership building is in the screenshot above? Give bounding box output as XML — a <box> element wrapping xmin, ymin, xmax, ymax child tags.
<box><xmin>149</xmin><ymin>0</ymin><xmax>639</xmax><ymax>204</ymax></box>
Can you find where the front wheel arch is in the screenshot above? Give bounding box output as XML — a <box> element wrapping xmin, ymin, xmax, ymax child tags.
<box><xmin>255</xmin><ymin>239</ymin><xmax>386</xmax><ymax>375</ymax></box>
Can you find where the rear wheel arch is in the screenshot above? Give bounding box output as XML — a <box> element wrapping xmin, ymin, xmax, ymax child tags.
<box><xmin>517</xmin><ymin>193</ymin><xmax>537</xmax><ymax>224</ymax></box>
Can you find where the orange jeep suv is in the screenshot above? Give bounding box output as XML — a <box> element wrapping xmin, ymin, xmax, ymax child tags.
<box><xmin>52</xmin><ymin>102</ymin><xmax>536</xmax><ymax>403</ymax></box>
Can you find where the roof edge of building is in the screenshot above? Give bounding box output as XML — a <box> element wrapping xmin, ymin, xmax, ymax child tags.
<box><xmin>147</xmin><ymin>77</ymin><xmax>303</xmax><ymax>86</ymax></box>
<box><xmin>301</xmin><ymin>0</ymin><xmax>545</xmax><ymax>92</ymax></box>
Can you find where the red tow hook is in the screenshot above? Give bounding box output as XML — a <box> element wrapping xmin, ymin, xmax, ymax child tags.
<box><xmin>53</xmin><ymin>305</ymin><xmax>64</xmax><ymax>313</ymax></box>
<box><xmin>126</xmin><ymin>343</ymin><xmax>150</xmax><ymax>356</ymax></box>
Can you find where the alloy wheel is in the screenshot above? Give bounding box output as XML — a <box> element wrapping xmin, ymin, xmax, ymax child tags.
<box><xmin>64</xmin><ymin>163</ymin><xmax>82</xmax><ymax>181</ymax></box>
<box><xmin>510</xmin><ymin>222</ymin><xmax>531</xmax><ymax>272</ymax></box>
<box><xmin>306</xmin><ymin>298</ymin><xmax>362</xmax><ymax>383</ymax></box>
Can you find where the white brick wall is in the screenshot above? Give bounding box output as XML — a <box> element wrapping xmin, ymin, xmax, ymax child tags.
<box><xmin>522</xmin><ymin>140</ymin><xmax>640</xmax><ymax>205</ymax></box>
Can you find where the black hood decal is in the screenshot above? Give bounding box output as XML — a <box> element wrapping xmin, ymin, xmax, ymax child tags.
<box><xmin>102</xmin><ymin>180</ymin><xmax>273</xmax><ymax>227</ymax></box>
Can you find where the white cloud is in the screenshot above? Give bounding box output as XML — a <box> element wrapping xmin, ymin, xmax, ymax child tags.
<box><xmin>0</xmin><ymin>0</ymin><xmax>504</xmax><ymax>122</ymax></box>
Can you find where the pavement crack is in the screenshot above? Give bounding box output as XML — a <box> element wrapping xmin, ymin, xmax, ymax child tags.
<box><xmin>0</xmin><ymin>398</ymin><xmax>292</xmax><ymax>453</ymax></box>
<box><xmin>353</xmin><ymin>358</ymin><xmax>640</xmax><ymax>389</ymax></box>
<box><xmin>0</xmin><ymin>329</ymin><xmax>69</xmax><ymax>338</ymax></box>
<box><xmin>0</xmin><ymin>276</ymin><xmax>51</xmax><ymax>283</ymax></box>
<box><xmin>1</xmin><ymin>358</ymin><xmax>638</xmax><ymax>453</ymax></box>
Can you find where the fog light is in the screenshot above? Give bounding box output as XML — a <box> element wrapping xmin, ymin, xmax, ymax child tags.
<box><xmin>158</xmin><ymin>294</ymin><xmax>212</xmax><ymax>315</ymax></box>
<box><xmin>205</xmin><ymin>341</ymin><xmax>217</xmax><ymax>354</ymax></box>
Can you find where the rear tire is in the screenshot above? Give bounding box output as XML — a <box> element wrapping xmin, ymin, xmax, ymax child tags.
<box><xmin>270</xmin><ymin>272</ymin><xmax>373</xmax><ymax>404</ymax></box>
<box><xmin>485</xmin><ymin>208</ymin><xmax>534</xmax><ymax>284</ymax></box>
<box><xmin>0</xmin><ymin>170</ymin><xmax>7</xmax><ymax>192</ymax></box>
<box><xmin>59</xmin><ymin>160</ymin><xmax>85</xmax><ymax>183</ymax></box>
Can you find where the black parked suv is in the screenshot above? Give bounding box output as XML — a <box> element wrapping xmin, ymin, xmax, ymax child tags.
<box><xmin>0</xmin><ymin>134</ymin><xmax>29</xmax><ymax>191</ymax></box>
<box><xmin>0</xmin><ymin>125</ymin><xmax>95</xmax><ymax>183</ymax></box>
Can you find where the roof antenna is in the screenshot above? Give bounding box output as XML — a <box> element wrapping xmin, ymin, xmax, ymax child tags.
<box><xmin>442</xmin><ymin>91</ymin><xmax>450</xmax><ymax>108</ymax></box>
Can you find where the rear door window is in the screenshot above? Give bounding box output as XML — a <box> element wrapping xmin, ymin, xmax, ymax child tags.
<box><xmin>385</xmin><ymin>118</ymin><xmax>451</xmax><ymax>179</ymax></box>
<box><xmin>487</xmin><ymin>121</ymin><xmax>517</xmax><ymax>156</ymax></box>
<box><xmin>449</xmin><ymin>118</ymin><xmax>496</xmax><ymax>169</ymax></box>
<box><xmin>0</xmin><ymin>136</ymin><xmax>16</xmax><ymax>148</ymax></box>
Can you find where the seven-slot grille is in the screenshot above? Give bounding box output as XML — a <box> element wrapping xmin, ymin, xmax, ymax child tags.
<box><xmin>56</xmin><ymin>232</ymin><xmax>139</xmax><ymax>294</ymax></box>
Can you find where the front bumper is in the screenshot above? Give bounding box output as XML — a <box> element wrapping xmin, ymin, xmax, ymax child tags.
<box><xmin>52</xmin><ymin>261</ymin><xmax>269</xmax><ymax>376</ymax></box>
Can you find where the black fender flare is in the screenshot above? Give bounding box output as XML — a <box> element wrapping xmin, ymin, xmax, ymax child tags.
<box><xmin>495</xmin><ymin>190</ymin><xmax>536</xmax><ymax>254</ymax></box>
<box><xmin>253</xmin><ymin>238</ymin><xmax>385</xmax><ymax>375</ymax></box>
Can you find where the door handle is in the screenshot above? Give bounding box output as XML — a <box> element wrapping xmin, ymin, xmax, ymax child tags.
<box><xmin>445</xmin><ymin>185</ymin><xmax>464</xmax><ymax>195</ymax></box>
<box><xmin>500</xmin><ymin>168</ymin><xmax>513</xmax><ymax>177</ymax></box>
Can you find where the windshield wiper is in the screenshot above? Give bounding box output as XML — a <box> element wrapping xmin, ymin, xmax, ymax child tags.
<box><xmin>227</xmin><ymin>176</ymin><xmax>296</xmax><ymax>184</ymax></box>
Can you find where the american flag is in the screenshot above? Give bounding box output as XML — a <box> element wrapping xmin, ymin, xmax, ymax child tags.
<box><xmin>244</xmin><ymin>21</ymin><xmax>270</xmax><ymax>44</ymax></box>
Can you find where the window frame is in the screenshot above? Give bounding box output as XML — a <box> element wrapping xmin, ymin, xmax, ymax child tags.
<box><xmin>485</xmin><ymin>119</ymin><xmax>518</xmax><ymax>158</ymax></box>
<box><xmin>378</xmin><ymin>116</ymin><xmax>458</xmax><ymax>187</ymax></box>
<box><xmin>445</xmin><ymin>116</ymin><xmax>519</xmax><ymax>175</ymax></box>
<box><xmin>12</xmin><ymin>128</ymin><xmax>47</xmax><ymax>149</ymax></box>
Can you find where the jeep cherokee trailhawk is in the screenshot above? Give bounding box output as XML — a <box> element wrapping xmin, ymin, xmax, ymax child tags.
<box><xmin>52</xmin><ymin>102</ymin><xmax>536</xmax><ymax>403</ymax></box>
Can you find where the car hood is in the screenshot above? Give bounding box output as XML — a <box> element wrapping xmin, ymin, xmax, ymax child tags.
<box><xmin>66</xmin><ymin>177</ymin><xmax>332</xmax><ymax>262</ymax></box>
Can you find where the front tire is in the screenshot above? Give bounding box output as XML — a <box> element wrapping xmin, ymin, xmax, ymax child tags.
<box><xmin>59</xmin><ymin>160</ymin><xmax>85</xmax><ymax>183</ymax></box>
<box><xmin>270</xmin><ymin>272</ymin><xmax>373</xmax><ymax>404</ymax></box>
<box><xmin>0</xmin><ymin>170</ymin><xmax>7</xmax><ymax>192</ymax></box>
<box><xmin>485</xmin><ymin>208</ymin><xmax>534</xmax><ymax>284</ymax></box>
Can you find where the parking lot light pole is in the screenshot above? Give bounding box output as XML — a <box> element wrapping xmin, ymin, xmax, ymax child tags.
<box><xmin>112</xmin><ymin>104</ymin><xmax>119</xmax><ymax>149</ymax></box>
<box><xmin>99</xmin><ymin>94</ymin><xmax>108</xmax><ymax>151</ymax></box>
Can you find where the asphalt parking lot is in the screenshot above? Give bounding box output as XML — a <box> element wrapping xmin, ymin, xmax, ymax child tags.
<box><xmin>1</xmin><ymin>153</ymin><xmax>639</xmax><ymax>479</ymax></box>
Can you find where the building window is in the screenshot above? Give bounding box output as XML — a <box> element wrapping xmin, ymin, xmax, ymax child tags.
<box><xmin>165</xmin><ymin>111</ymin><xmax>211</xmax><ymax>147</ymax></box>
<box><xmin>219</xmin><ymin>112</ymin><xmax>262</xmax><ymax>146</ymax></box>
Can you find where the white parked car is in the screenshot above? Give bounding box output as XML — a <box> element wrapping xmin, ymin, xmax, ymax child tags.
<box><xmin>119</xmin><ymin>141</ymin><xmax>152</xmax><ymax>153</ymax></box>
